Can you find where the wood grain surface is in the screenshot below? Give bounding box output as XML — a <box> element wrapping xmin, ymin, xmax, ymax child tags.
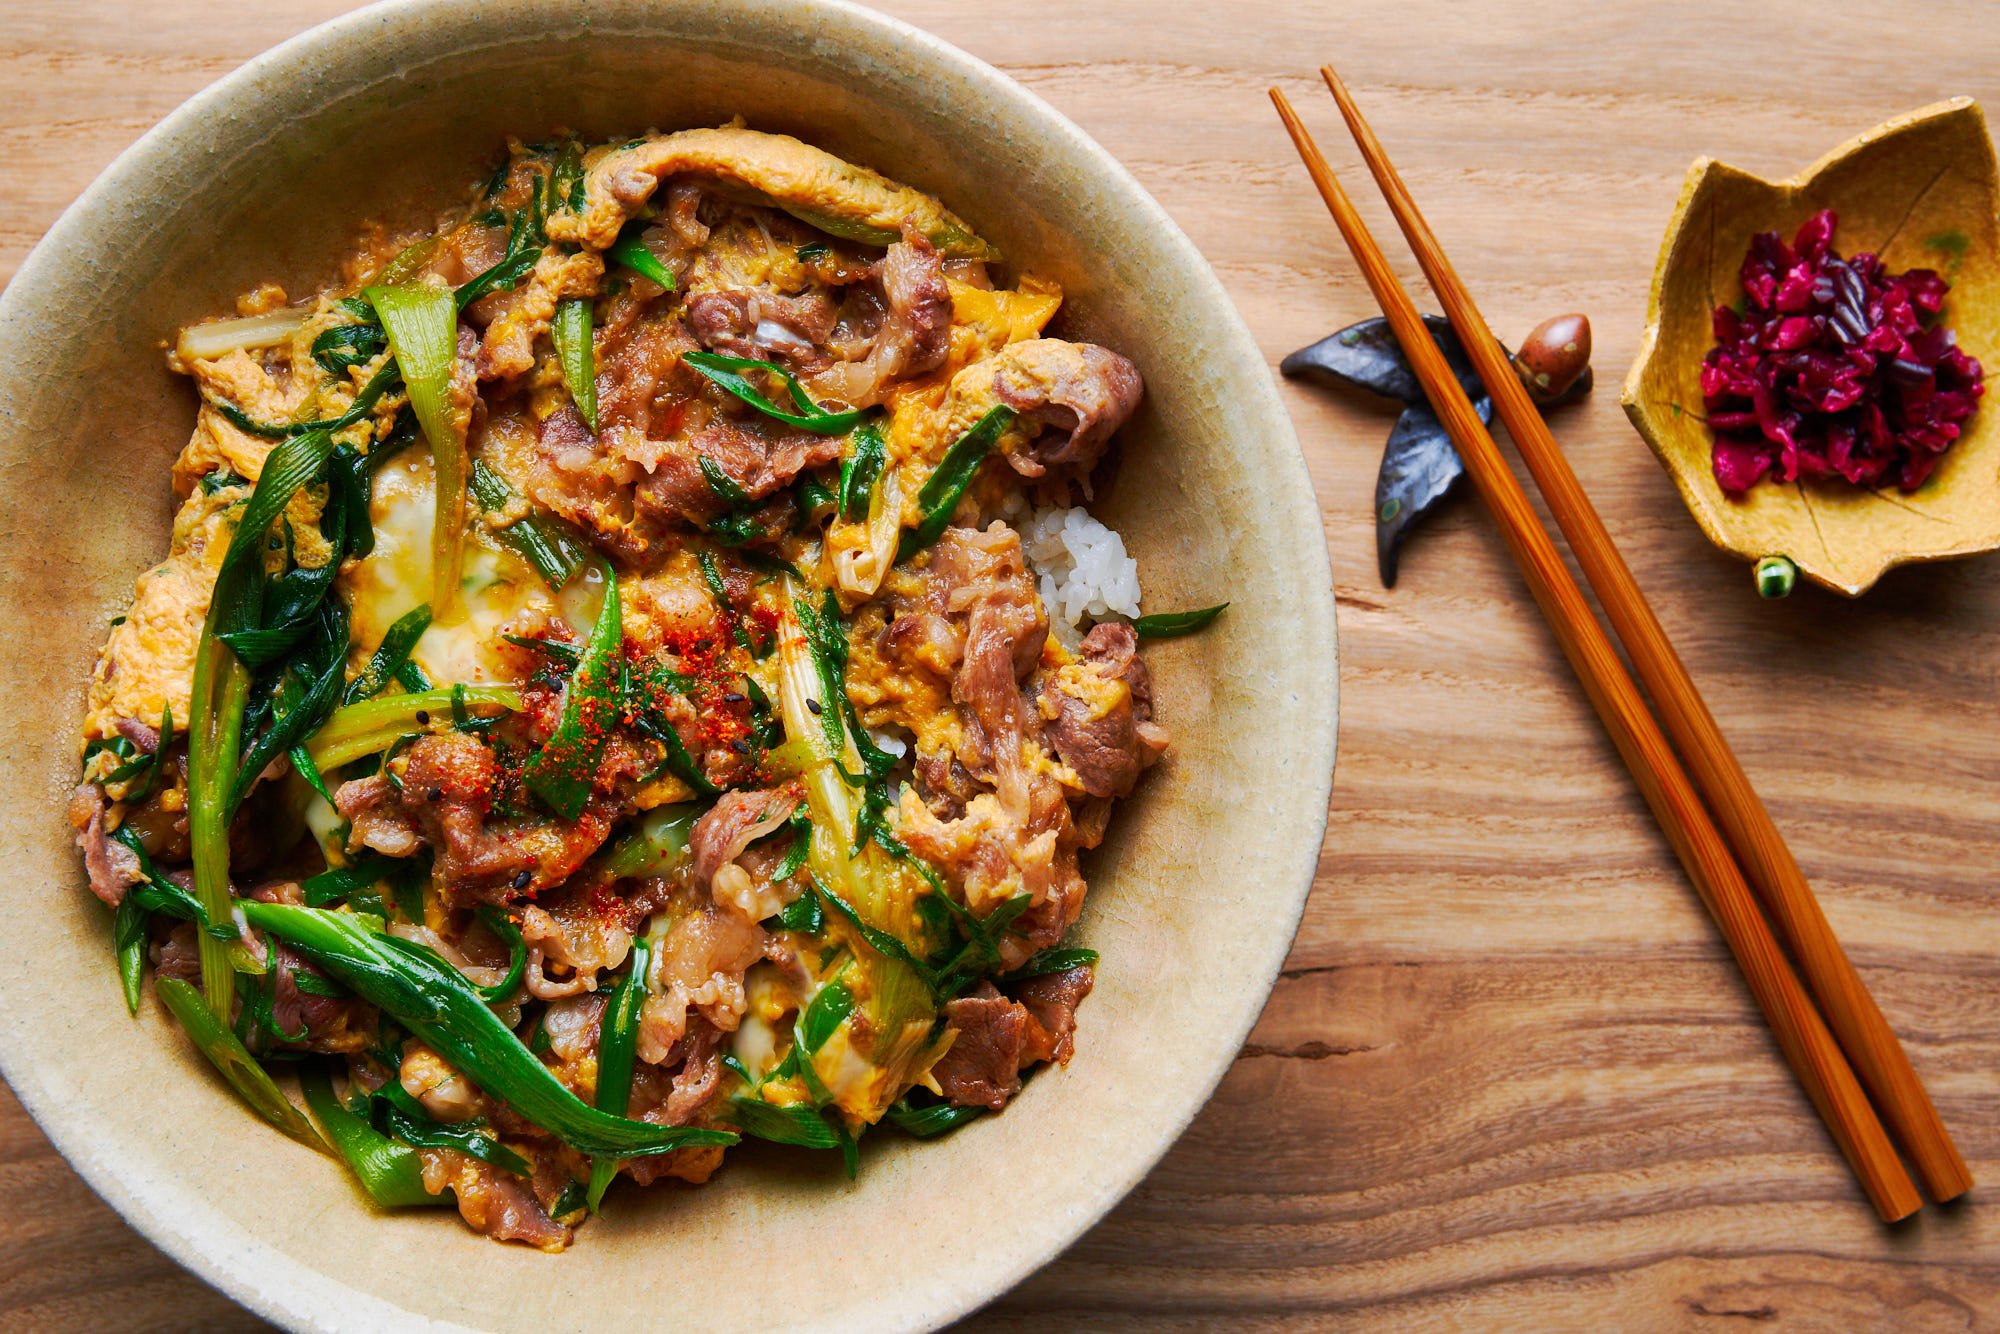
<box><xmin>3</xmin><ymin>2</ymin><xmax>1997</xmax><ymax>1328</ymax></box>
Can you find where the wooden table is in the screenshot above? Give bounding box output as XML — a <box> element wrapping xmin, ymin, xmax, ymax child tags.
<box><xmin>4</xmin><ymin>2</ymin><xmax>1996</xmax><ymax>1327</ymax></box>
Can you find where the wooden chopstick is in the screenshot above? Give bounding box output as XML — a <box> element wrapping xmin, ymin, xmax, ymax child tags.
<box><xmin>1270</xmin><ymin>87</ymin><xmax>1924</xmax><ymax>1223</ymax></box>
<box><xmin>1316</xmin><ymin>64</ymin><xmax>1971</xmax><ymax>1206</ymax></box>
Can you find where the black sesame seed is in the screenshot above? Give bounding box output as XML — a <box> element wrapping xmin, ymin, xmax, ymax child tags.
<box><xmin>512</xmin><ymin>870</ymin><xmax>532</xmax><ymax>890</ymax></box>
<box><xmin>806</xmin><ymin>698</ymin><xmax>823</xmax><ymax>715</ymax></box>
<box><xmin>723</xmin><ymin>692</ymin><xmax>745</xmax><ymax>704</ymax></box>
<box><xmin>730</xmin><ymin>739</ymin><xmax>750</xmax><ymax>754</ymax></box>
<box><xmin>415</xmin><ymin>710</ymin><xmax>430</xmax><ymax>725</ymax></box>
<box><xmin>426</xmin><ymin>786</ymin><xmax>445</xmax><ymax>801</ymax></box>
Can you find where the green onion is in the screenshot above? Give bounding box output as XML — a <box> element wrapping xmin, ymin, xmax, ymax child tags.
<box><xmin>552</xmin><ymin>297</ymin><xmax>598</xmax><ymax>433</ymax></box>
<box><xmin>189</xmin><ymin>427</ymin><xmax>339</xmax><ymax>1014</ymax></box>
<box><xmin>728</xmin><ymin>1096</ymin><xmax>844</xmax><ymax>1150</ymax></box>
<box><xmin>204</xmin><ymin>357</ymin><xmax>403</xmax><ymax>441</ymax></box>
<box><xmin>473</xmin><ymin>906</ymin><xmax>526</xmax><ymax>1002</ymax></box>
<box><xmin>997</xmin><ymin>946</ymin><xmax>1099</xmax><ymax>983</ymax></box>
<box><xmin>454</xmin><ymin>177</ymin><xmax>545</xmax><ymax>311</ymax></box>
<box><xmin>302</xmin><ymin>851</ymin><xmax>401</xmax><ymax>908</ymax></box>
<box><xmin>884</xmin><ymin>1096</ymin><xmax>984</xmax><ymax>1139</ymax></box>
<box><xmin>306</xmin><ymin>685</ymin><xmax>520</xmax><ymax>772</ymax></box>
<box><xmin>596</xmin><ymin>805</ymin><xmax>699</xmax><ymax>880</ymax></box>
<box><xmin>224</xmin><ymin>603</ymin><xmax>350</xmax><ymax>813</ymax></box>
<box><xmin>241</xmin><ymin>903</ymin><xmax>737</xmax><ymax>1160</ymax></box>
<box><xmin>586</xmin><ymin>933</ymin><xmax>651</xmax><ymax>1210</ymax></box>
<box><xmin>344</xmin><ymin>605</ymin><xmax>432</xmax><ymax>704</ymax></box>
<box><xmin>606</xmin><ymin>220</ymin><xmax>675</xmax><ymax>291</ymax></box>
<box><xmin>682</xmin><ymin>351</ymin><xmax>863</xmax><ymax>435</ymax></box>
<box><xmin>698</xmin><ymin>455</ymin><xmax>751</xmax><ymax>507</ymax></box>
<box><xmin>155</xmin><ymin>977</ymin><xmax>324</xmax><ymax>1150</ymax></box>
<box><xmin>1131</xmin><ymin>603</ymin><xmax>1229</xmax><ymax>640</ymax></box>
<box><xmin>467</xmin><ymin>460</ymin><xmax>589</xmax><ymax>590</ymax></box>
<box><xmin>897</xmin><ymin>406</ymin><xmax>1016</xmax><ymax>560</ymax></box>
<box><xmin>366</xmin><ymin>279</ymin><xmax>467</xmax><ymax>615</ymax></box>
<box><xmin>373</xmin><ymin>1081</ymin><xmax>532</xmax><ymax>1177</ymax></box>
<box><xmin>311</xmin><ymin>323</ymin><xmax>387</xmax><ymax>377</ymax></box>
<box><xmin>109</xmin><ymin>826</ymin><xmax>213</xmax><ymax>1015</ymax></box>
<box><xmin>522</xmin><ymin>564</ymin><xmax>622</xmax><ymax>820</ymax></box>
<box><xmin>377</xmin><ymin>236</ymin><xmax>441</xmax><ymax>288</ymax></box>
<box><xmin>837</xmin><ymin>421</ymin><xmax>886</xmax><ymax>521</ymax></box>
<box><xmin>299</xmin><ymin>1065</ymin><xmax>440</xmax><ymax>1208</ymax></box>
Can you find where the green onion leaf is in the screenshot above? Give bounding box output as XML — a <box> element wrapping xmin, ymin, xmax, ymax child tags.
<box><xmin>373</xmin><ymin>1081</ymin><xmax>532</xmax><ymax>1176</ymax></box>
<box><xmin>772</xmin><ymin>884</ymin><xmax>823</xmax><ymax>934</ymax></box>
<box><xmin>586</xmin><ymin>933</ymin><xmax>652</xmax><ymax>1210</ymax></box>
<box><xmin>344</xmin><ymin>605</ymin><xmax>432</xmax><ymax>705</ymax></box>
<box><xmin>1131</xmin><ymin>603</ymin><xmax>1229</xmax><ymax>640</ymax></box>
<box><xmin>606</xmin><ymin>220</ymin><xmax>675</xmax><ymax>291</ymax></box>
<box><xmin>242</xmin><ymin>903</ymin><xmax>736</xmax><ymax>1160</ymax></box>
<box><xmin>302</xmin><ymin>851</ymin><xmax>401</xmax><ymax>908</ymax></box>
<box><xmin>467</xmin><ymin>460</ymin><xmax>590</xmax><ymax>590</ymax></box>
<box><xmin>997</xmin><ymin>946</ymin><xmax>1099</xmax><ymax>984</ymax></box>
<box><xmin>884</xmin><ymin>1096</ymin><xmax>985</xmax><ymax>1139</ymax></box>
<box><xmin>299</xmin><ymin>1065</ymin><xmax>440</xmax><ymax>1208</ymax></box>
<box><xmin>682</xmin><ymin>351</ymin><xmax>863</xmax><ymax>436</ymax></box>
<box><xmin>698</xmin><ymin>455</ymin><xmax>751</xmax><ymax>507</ymax></box>
<box><xmin>837</xmin><ymin>421</ymin><xmax>886</xmax><ymax>521</ymax></box>
<box><xmin>155</xmin><ymin>977</ymin><xmax>324</xmax><ymax>1150</ymax></box>
<box><xmin>552</xmin><ymin>297</ymin><xmax>598</xmax><ymax>433</ymax></box>
<box><xmin>473</xmin><ymin>906</ymin><xmax>526</xmax><ymax>1002</ymax></box>
<box><xmin>454</xmin><ymin>177</ymin><xmax>545</xmax><ymax>311</ymax></box>
<box><xmin>728</xmin><ymin>1096</ymin><xmax>843</xmax><ymax>1149</ymax></box>
<box><xmin>897</xmin><ymin>405</ymin><xmax>1015</xmax><ymax>560</ymax></box>
<box><xmin>311</xmin><ymin>323</ymin><xmax>387</xmax><ymax>377</ymax></box>
<box><xmin>522</xmin><ymin>564</ymin><xmax>622</xmax><ymax>820</ymax></box>
<box><xmin>798</xmin><ymin>977</ymin><xmax>856</xmax><ymax>1053</ymax></box>
<box><xmin>366</xmin><ymin>279</ymin><xmax>467</xmax><ymax>615</ymax></box>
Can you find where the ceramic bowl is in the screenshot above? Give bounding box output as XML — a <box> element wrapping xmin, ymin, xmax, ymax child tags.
<box><xmin>1622</xmin><ymin>98</ymin><xmax>2000</xmax><ymax>595</ymax></box>
<box><xmin>0</xmin><ymin>1</ymin><xmax>1336</xmax><ymax>1330</ymax></box>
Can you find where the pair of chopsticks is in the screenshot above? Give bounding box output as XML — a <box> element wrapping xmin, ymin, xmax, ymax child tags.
<box><xmin>1272</xmin><ymin>69</ymin><xmax>1971</xmax><ymax>1222</ymax></box>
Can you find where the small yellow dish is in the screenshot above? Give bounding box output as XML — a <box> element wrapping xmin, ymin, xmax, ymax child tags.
<box><xmin>1623</xmin><ymin>98</ymin><xmax>2000</xmax><ymax>595</ymax></box>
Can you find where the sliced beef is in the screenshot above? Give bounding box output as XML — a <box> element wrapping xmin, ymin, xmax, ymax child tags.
<box><xmin>934</xmin><ymin>982</ymin><xmax>1030</xmax><ymax>1111</ymax></box>
<box><xmin>928</xmin><ymin>525</ymin><xmax>1048</xmax><ymax>813</ymax></box>
<box><xmin>686</xmin><ymin>288</ymin><xmax>837</xmax><ymax>369</ymax></box>
<box><xmin>418</xmin><ymin>1148</ymin><xmax>572</xmax><ymax>1251</ymax></box>
<box><xmin>688</xmin><ymin>788</ymin><xmax>800</xmax><ymax>888</ymax></box>
<box><xmin>933</xmin><ymin>966</ymin><xmax>1095</xmax><ymax>1111</ymax></box>
<box><xmin>988</xmin><ymin>340</ymin><xmax>1143</xmax><ymax>478</ymax></box>
<box><xmin>268</xmin><ymin>943</ymin><xmax>376</xmax><ymax>1054</ymax></box>
<box><xmin>1041</xmin><ymin>621</ymin><xmax>1169</xmax><ymax>799</ymax></box>
<box><xmin>333</xmin><ymin>732</ymin><xmax>615</xmax><ymax>905</ymax></box>
<box><xmin>632</xmin><ymin>416</ymin><xmax>843</xmax><ymax>529</ymax></box>
<box><xmin>69</xmin><ymin>782</ymin><xmax>140</xmax><ymax>907</ymax></box>
<box><xmin>808</xmin><ymin>225</ymin><xmax>953</xmax><ymax>408</ymax></box>
<box><xmin>1014</xmin><ymin>964</ymin><xmax>1094</xmax><ymax>1067</ymax></box>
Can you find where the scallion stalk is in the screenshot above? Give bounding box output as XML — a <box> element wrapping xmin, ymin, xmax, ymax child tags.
<box><xmin>299</xmin><ymin>1065</ymin><xmax>441</xmax><ymax>1209</ymax></box>
<box><xmin>305</xmin><ymin>685</ymin><xmax>520</xmax><ymax>772</ymax></box>
<box><xmin>366</xmin><ymin>279</ymin><xmax>467</xmax><ymax>617</ymax></box>
<box><xmin>595</xmin><ymin>805</ymin><xmax>699</xmax><ymax>880</ymax></box>
<box><xmin>156</xmin><ymin>978</ymin><xmax>324</xmax><ymax>1150</ymax></box>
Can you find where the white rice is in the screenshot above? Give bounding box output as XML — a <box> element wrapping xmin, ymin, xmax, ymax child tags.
<box><xmin>1019</xmin><ymin>504</ymin><xmax>1143</xmax><ymax>647</ymax></box>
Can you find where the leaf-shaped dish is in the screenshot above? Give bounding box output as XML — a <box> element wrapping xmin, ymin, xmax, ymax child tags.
<box><xmin>1622</xmin><ymin>98</ymin><xmax>2000</xmax><ymax>595</ymax></box>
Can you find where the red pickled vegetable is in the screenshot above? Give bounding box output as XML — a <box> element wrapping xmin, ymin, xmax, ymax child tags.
<box><xmin>1701</xmin><ymin>209</ymin><xmax>1983</xmax><ymax>496</ymax></box>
